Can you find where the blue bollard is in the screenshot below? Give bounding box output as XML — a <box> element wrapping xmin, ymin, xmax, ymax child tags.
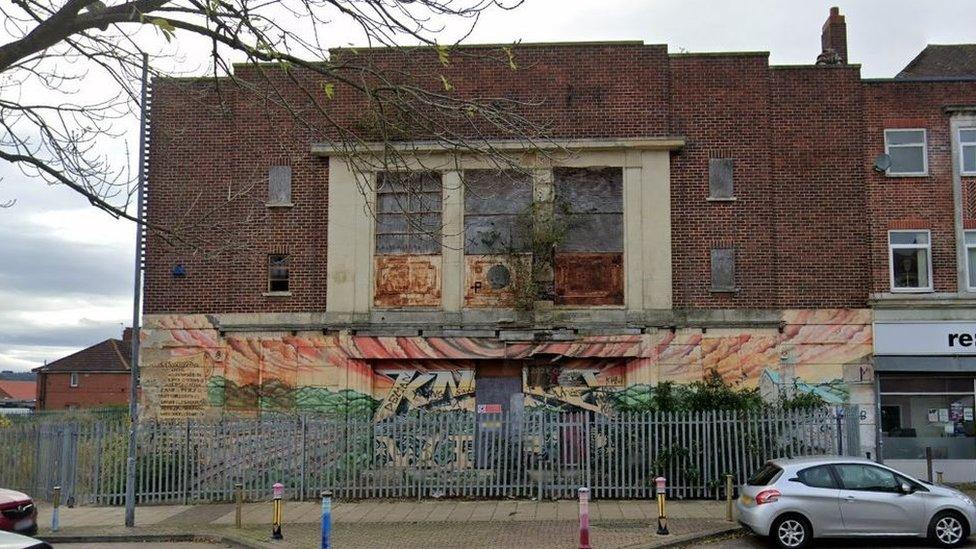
<box><xmin>321</xmin><ymin>490</ymin><xmax>332</xmax><ymax>549</ymax></box>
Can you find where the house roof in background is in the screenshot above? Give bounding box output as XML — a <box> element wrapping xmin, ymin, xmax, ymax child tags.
<box><xmin>33</xmin><ymin>339</ymin><xmax>131</xmax><ymax>373</ymax></box>
<box><xmin>897</xmin><ymin>44</ymin><xmax>976</xmax><ymax>79</ymax></box>
<box><xmin>0</xmin><ymin>380</ymin><xmax>35</xmax><ymax>401</ymax></box>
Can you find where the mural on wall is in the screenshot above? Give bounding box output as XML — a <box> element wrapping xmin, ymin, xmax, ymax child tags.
<box><xmin>139</xmin><ymin>309</ymin><xmax>872</xmax><ymax>420</ymax></box>
<box><xmin>373</xmin><ymin>363</ymin><xmax>476</xmax><ymax>421</ymax></box>
<box><xmin>523</xmin><ymin>358</ymin><xmax>628</xmax><ymax>414</ymax></box>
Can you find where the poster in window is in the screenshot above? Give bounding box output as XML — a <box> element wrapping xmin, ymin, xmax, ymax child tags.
<box><xmin>938</xmin><ymin>408</ymin><xmax>950</xmax><ymax>423</ymax></box>
<box><xmin>950</xmin><ymin>403</ymin><xmax>963</xmax><ymax>422</ymax></box>
<box><xmin>927</xmin><ymin>409</ymin><xmax>939</xmax><ymax>423</ymax></box>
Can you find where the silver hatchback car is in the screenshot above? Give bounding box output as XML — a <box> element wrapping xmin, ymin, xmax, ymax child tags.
<box><xmin>736</xmin><ymin>456</ymin><xmax>976</xmax><ymax>549</ymax></box>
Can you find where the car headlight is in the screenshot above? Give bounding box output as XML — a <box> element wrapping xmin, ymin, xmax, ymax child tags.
<box><xmin>953</xmin><ymin>493</ymin><xmax>975</xmax><ymax>507</ymax></box>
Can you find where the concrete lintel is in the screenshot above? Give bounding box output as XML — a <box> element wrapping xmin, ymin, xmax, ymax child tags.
<box><xmin>497</xmin><ymin>330</ymin><xmax>537</xmax><ymax>341</ymax></box>
<box><xmin>353</xmin><ymin>328</ymin><xmax>422</xmax><ymax>337</ymax></box>
<box><xmin>943</xmin><ymin>105</ymin><xmax>976</xmax><ymax>114</ymax></box>
<box><xmin>311</xmin><ymin>137</ymin><xmax>686</xmax><ymax>157</ymax></box>
<box><xmin>679</xmin><ymin>308</ymin><xmax>783</xmax><ymax>326</ymax></box>
<box><xmin>422</xmin><ymin>329</ymin><xmax>498</xmax><ymax>338</ymax></box>
<box><xmin>870</xmin><ymin>293</ymin><xmax>976</xmax><ymax>309</ymax></box>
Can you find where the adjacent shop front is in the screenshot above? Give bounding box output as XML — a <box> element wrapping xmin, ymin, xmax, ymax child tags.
<box><xmin>874</xmin><ymin>321</ymin><xmax>976</xmax><ymax>483</ymax></box>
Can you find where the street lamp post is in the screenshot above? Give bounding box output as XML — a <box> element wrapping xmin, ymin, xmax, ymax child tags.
<box><xmin>124</xmin><ymin>52</ymin><xmax>149</xmax><ymax>528</ymax></box>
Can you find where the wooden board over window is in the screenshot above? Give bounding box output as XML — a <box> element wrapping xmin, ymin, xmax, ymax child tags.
<box><xmin>553</xmin><ymin>167</ymin><xmax>624</xmax><ymax>305</ymax></box>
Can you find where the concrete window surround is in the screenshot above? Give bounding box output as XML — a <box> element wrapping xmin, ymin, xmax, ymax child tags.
<box><xmin>316</xmin><ymin>138</ymin><xmax>682</xmax><ymax>324</ymax></box>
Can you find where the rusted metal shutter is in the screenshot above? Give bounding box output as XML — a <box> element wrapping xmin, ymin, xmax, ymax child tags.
<box><xmin>554</xmin><ymin>253</ymin><xmax>623</xmax><ymax>305</ymax></box>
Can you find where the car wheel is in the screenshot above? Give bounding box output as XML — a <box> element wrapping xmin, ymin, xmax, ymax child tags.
<box><xmin>770</xmin><ymin>514</ymin><xmax>811</xmax><ymax>549</ymax></box>
<box><xmin>928</xmin><ymin>511</ymin><xmax>969</xmax><ymax>548</ymax></box>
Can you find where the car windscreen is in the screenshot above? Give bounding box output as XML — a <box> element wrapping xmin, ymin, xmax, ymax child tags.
<box><xmin>747</xmin><ymin>463</ymin><xmax>783</xmax><ymax>486</ymax></box>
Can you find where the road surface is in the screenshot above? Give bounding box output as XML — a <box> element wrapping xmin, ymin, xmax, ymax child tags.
<box><xmin>702</xmin><ymin>530</ymin><xmax>976</xmax><ymax>548</ymax></box>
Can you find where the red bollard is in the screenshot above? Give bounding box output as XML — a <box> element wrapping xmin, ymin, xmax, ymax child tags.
<box><xmin>578</xmin><ymin>487</ymin><xmax>592</xmax><ymax>549</ymax></box>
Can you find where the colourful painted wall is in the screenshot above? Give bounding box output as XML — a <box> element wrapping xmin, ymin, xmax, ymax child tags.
<box><xmin>139</xmin><ymin>309</ymin><xmax>872</xmax><ymax>422</ymax></box>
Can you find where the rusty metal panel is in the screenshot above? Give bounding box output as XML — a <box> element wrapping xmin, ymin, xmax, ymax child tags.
<box><xmin>464</xmin><ymin>254</ymin><xmax>531</xmax><ymax>308</ymax></box>
<box><xmin>554</xmin><ymin>253</ymin><xmax>623</xmax><ymax>306</ymax></box>
<box><xmin>374</xmin><ymin>255</ymin><xmax>442</xmax><ymax>308</ymax></box>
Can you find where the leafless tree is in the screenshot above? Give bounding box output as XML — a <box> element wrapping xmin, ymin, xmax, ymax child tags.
<box><xmin>0</xmin><ymin>0</ymin><xmax>553</xmax><ymax>250</ymax></box>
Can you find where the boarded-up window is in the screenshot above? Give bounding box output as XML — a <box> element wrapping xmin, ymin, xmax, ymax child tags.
<box><xmin>268</xmin><ymin>166</ymin><xmax>292</xmax><ymax>205</ymax></box>
<box><xmin>708</xmin><ymin>158</ymin><xmax>734</xmax><ymax>199</ymax></box>
<box><xmin>555</xmin><ymin>167</ymin><xmax>624</xmax><ymax>253</ymax></box>
<box><xmin>553</xmin><ymin>167</ymin><xmax>624</xmax><ymax>305</ymax></box>
<box><xmin>710</xmin><ymin>248</ymin><xmax>736</xmax><ymax>292</ymax></box>
<box><xmin>463</xmin><ymin>170</ymin><xmax>533</xmax><ymax>254</ymax></box>
<box><xmin>375</xmin><ymin>172</ymin><xmax>442</xmax><ymax>255</ymax></box>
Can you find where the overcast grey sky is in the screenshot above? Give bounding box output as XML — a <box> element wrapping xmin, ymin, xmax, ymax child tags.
<box><xmin>1</xmin><ymin>0</ymin><xmax>974</xmax><ymax>371</ymax></box>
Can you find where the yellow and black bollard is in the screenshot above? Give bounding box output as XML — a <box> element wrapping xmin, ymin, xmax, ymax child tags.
<box><xmin>655</xmin><ymin>477</ymin><xmax>669</xmax><ymax>535</ymax></box>
<box><xmin>271</xmin><ymin>482</ymin><xmax>284</xmax><ymax>540</ymax></box>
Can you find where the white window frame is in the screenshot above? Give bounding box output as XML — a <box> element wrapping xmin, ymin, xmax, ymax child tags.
<box><xmin>884</xmin><ymin>129</ymin><xmax>929</xmax><ymax>177</ymax></box>
<box><xmin>960</xmin><ymin>128</ymin><xmax>976</xmax><ymax>176</ymax></box>
<box><xmin>966</xmin><ymin>230</ymin><xmax>976</xmax><ymax>292</ymax></box>
<box><xmin>888</xmin><ymin>229</ymin><xmax>933</xmax><ymax>293</ymax></box>
<box><xmin>69</xmin><ymin>372</ymin><xmax>79</xmax><ymax>388</ymax></box>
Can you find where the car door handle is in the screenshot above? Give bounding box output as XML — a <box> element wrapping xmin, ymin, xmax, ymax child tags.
<box><xmin>843</xmin><ymin>495</ymin><xmax>856</xmax><ymax>502</ymax></box>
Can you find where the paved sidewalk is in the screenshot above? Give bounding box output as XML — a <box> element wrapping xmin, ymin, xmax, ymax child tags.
<box><xmin>37</xmin><ymin>499</ymin><xmax>738</xmax><ymax>548</ymax></box>
<box><xmin>37</xmin><ymin>498</ymin><xmax>729</xmax><ymax>529</ymax></box>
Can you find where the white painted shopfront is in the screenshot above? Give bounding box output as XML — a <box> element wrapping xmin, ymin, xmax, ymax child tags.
<box><xmin>874</xmin><ymin>321</ymin><xmax>976</xmax><ymax>483</ymax></box>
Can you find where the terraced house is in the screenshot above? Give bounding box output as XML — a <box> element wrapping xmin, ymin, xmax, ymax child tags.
<box><xmin>141</xmin><ymin>8</ymin><xmax>976</xmax><ymax>480</ymax></box>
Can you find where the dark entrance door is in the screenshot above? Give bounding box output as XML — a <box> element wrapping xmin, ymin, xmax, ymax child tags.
<box><xmin>475</xmin><ymin>361</ymin><xmax>523</xmax><ymax>414</ymax></box>
<box><xmin>474</xmin><ymin>361</ymin><xmax>523</xmax><ymax>468</ymax></box>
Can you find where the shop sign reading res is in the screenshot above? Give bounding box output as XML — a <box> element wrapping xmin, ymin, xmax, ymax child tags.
<box><xmin>874</xmin><ymin>322</ymin><xmax>976</xmax><ymax>355</ymax></box>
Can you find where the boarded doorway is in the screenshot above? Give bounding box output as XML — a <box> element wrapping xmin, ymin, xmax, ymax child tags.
<box><xmin>474</xmin><ymin>361</ymin><xmax>523</xmax><ymax>468</ymax></box>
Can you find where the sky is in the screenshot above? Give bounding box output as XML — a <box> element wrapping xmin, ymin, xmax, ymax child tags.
<box><xmin>1</xmin><ymin>0</ymin><xmax>975</xmax><ymax>371</ymax></box>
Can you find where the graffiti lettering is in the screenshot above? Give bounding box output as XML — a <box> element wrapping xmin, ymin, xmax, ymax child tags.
<box><xmin>375</xmin><ymin>370</ymin><xmax>475</xmax><ymax>421</ymax></box>
<box><xmin>374</xmin><ymin>434</ymin><xmax>474</xmax><ymax>468</ymax></box>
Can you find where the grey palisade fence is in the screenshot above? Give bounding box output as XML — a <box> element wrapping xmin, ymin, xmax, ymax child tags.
<box><xmin>0</xmin><ymin>406</ymin><xmax>860</xmax><ymax>505</ymax></box>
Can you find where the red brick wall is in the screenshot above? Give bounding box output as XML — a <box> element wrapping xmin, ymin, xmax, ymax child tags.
<box><xmin>669</xmin><ymin>57</ymin><xmax>871</xmax><ymax>309</ymax></box>
<box><xmin>145</xmin><ymin>80</ymin><xmax>330</xmax><ymax>314</ymax></box>
<box><xmin>769</xmin><ymin>66</ymin><xmax>870</xmax><ymax>307</ymax></box>
<box><xmin>145</xmin><ymin>44</ymin><xmax>672</xmax><ymax>314</ymax></box>
<box><xmin>144</xmin><ymin>43</ymin><xmax>976</xmax><ymax>315</ymax></box>
<box><xmin>37</xmin><ymin>372</ymin><xmax>130</xmax><ymax>410</ymax></box>
<box><xmin>864</xmin><ymin>80</ymin><xmax>976</xmax><ymax>294</ymax></box>
<box><xmin>669</xmin><ymin>53</ymin><xmax>778</xmax><ymax>308</ymax></box>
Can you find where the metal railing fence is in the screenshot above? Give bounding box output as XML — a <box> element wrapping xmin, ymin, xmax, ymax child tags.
<box><xmin>0</xmin><ymin>406</ymin><xmax>859</xmax><ymax>505</ymax></box>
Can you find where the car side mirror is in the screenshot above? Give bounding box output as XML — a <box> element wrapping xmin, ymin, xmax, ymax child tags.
<box><xmin>899</xmin><ymin>482</ymin><xmax>914</xmax><ymax>494</ymax></box>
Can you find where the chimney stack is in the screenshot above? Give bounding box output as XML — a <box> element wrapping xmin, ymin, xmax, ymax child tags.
<box><xmin>123</xmin><ymin>327</ymin><xmax>133</xmax><ymax>342</ymax></box>
<box><xmin>818</xmin><ymin>6</ymin><xmax>848</xmax><ymax>65</ymax></box>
